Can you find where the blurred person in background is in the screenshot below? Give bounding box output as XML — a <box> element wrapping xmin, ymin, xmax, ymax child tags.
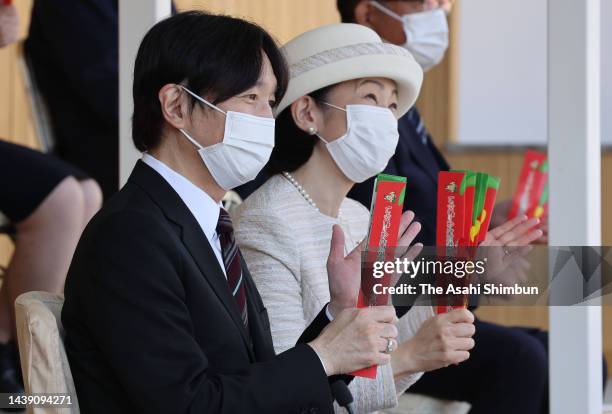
<box><xmin>337</xmin><ymin>1</ymin><xmax>605</xmax><ymax>413</ymax></box>
<box><xmin>25</xmin><ymin>0</ymin><xmax>119</xmax><ymax>199</ymax></box>
<box><xmin>0</xmin><ymin>2</ymin><xmax>102</xmax><ymax>396</ymax></box>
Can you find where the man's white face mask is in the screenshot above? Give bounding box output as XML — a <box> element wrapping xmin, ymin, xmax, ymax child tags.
<box><xmin>178</xmin><ymin>86</ymin><xmax>275</xmax><ymax>191</ymax></box>
<box><xmin>371</xmin><ymin>1</ymin><xmax>449</xmax><ymax>71</ymax></box>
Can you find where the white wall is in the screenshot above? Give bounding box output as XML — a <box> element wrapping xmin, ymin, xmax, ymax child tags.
<box><xmin>454</xmin><ymin>0</ymin><xmax>611</xmax><ymax>145</ymax></box>
<box><xmin>602</xmin><ymin>0</ymin><xmax>612</xmax><ymax>144</ymax></box>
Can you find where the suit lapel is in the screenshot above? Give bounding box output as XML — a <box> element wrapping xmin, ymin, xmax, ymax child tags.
<box><xmin>128</xmin><ymin>161</ymin><xmax>254</xmax><ymax>359</ymax></box>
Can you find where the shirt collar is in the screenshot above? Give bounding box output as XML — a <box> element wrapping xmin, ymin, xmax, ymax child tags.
<box><xmin>141</xmin><ymin>153</ymin><xmax>221</xmax><ymax>240</ymax></box>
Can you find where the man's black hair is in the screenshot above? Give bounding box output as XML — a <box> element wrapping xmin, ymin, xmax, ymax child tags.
<box><xmin>336</xmin><ymin>0</ymin><xmax>362</xmax><ymax>23</ymax></box>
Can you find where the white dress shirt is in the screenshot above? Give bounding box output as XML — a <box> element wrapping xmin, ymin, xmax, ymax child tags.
<box><xmin>141</xmin><ymin>153</ymin><xmax>226</xmax><ymax>277</ymax></box>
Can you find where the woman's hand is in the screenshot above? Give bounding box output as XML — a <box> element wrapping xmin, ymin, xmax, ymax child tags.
<box><xmin>391</xmin><ymin>308</ymin><xmax>475</xmax><ymax>376</ymax></box>
<box><xmin>327</xmin><ymin>210</ymin><xmax>423</xmax><ymax>317</ymax></box>
<box><xmin>327</xmin><ymin>224</ymin><xmax>362</xmax><ymax>317</ymax></box>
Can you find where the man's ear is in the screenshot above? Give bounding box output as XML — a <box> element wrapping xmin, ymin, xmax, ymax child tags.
<box><xmin>353</xmin><ymin>1</ymin><xmax>375</xmax><ymax>28</ymax></box>
<box><xmin>159</xmin><ymin>84</ymin><xmax>188</xmax><ymax>129</ymax></box>
<box><xmin>290</xmin><ymin>96</ymin><xmax>320</xmax><ymax>134</ymax></box>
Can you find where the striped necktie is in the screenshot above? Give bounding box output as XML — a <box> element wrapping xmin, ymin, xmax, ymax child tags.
<box><xmin>216</xmin><ymin>208</ymin><xmax>249</xmax><ymax>332</ymax></box>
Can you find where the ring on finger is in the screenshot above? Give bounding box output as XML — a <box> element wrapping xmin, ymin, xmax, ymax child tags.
<box><xmin>384</xmin><ymin>338</ymin><xmax>394</xmax><ymax>354</ymax></box>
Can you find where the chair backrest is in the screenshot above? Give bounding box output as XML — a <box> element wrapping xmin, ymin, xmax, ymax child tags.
<box><xmin>15</xmin><ymin>292</ymin><xmax>80</xmax><ymax>414</ymax></box>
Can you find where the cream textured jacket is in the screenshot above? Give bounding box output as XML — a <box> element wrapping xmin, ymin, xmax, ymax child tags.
<box><xmin>234</xmin><ymin>174</ymin><xmax>434</xmax><ymax>414</ymax></box>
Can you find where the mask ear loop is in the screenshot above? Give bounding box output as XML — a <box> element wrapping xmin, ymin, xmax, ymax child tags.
<box><xmin>316</xmin><ymin>101</ymin><xmax>350</xmax><ymax>144</ymax></box>
<box><xmin>369</xmin><ymin>1</ymin><xmax>403</xmax><ymax>21</ymax></box>
<box><xmin>180</xmin><ymin>85</ymin><xmax>227</xmax><ymax>116</ymax></box>
<box><xmin>320</xmin><ymin>101</ymin><xmax>347</xmax><ymax>113</ymax></box>
<box><xmin>178</xmin><ymin>85</ymin><xmax>227</xmax><ymax>150</ymax></box>
<box><xmin>178</xmin><ymin>128</ymin><xmax>205</xmax><ymax>150</ymax></box>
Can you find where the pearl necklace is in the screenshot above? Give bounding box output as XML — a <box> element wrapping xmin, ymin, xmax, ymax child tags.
<box><xmin>283</xmin><ymin>171</ymin><xmax>318</xmax><ymax>212</ymax></box>
<box><xmin>283</xmin><ymin>171</ymin><xmax>360</xmax><ymax>254</ymax></box>
<box><xmin>282</xmin><ymin>171</ymin><xmax>343</xmax><ymax>218</ymax></box>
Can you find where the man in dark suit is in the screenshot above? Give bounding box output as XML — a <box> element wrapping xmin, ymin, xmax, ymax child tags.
<box><xmin>62</xmin><ymin>12</ymin><xmax>400</xmax><ymax>413</ymax></box>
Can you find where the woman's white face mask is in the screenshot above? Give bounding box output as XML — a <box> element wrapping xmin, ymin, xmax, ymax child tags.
<box><xmin>371</xmin><ymin>1</ymin><xmax>449</xmax><ymax>71</ymax></box>
<box><xmin>178</xmin><ymin>86</ymin><xmax>275</xmax><ymax>191</ymax></box>
<box><xmin>316</xmin><ymin>102</ymin><xmax>399</xmax><ymax>183</ymax></box>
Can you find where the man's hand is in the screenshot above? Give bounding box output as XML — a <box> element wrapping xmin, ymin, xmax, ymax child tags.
<box><xmin>308</xmin><ymin>306</ymin><xmax>399</xmax><ymax>376</ymax></box>
<box><xmin>392</xmin><ymin>308</ymin><xmax>475</xmax><ymax>376</ymax></box>
<box><xmin>0</xmin><ymin>5</ymin><xmax>19</xmax><ymax>48</ymax></box>
<box><xmin>492</xmin><ymin>198</ymin><xmax>548</xmax><ymax>245</ymax></box>
<box><xmin>491</xmin><ymin>198</ymin><xmax>512</xmax><ymax>229</ymax></box>
<box><xmin>478</xmin><ymin>215</ymin><xmax>542</xmax><ymax>287</ymax></box>
<box><xmin>483</xmin><ymin>215</ymin><xmax>542</xmax><ymax>248</ymax></box>
<box><xmin>327</xmin><ymin>211</ymin><xmax>422</xmax><ymax>317</ymax></box>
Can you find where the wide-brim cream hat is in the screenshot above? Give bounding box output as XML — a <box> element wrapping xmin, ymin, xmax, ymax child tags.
<box><xmin>275</xmin><ymin>23</ymin><xmax>423</xmax><ymax>117</ymax></box>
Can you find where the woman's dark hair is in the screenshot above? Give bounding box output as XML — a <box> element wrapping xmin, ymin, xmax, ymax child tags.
<box><xmin>266</xmin><ymin>85</ymin><xmax>334</xmax><ymax>175</ymax></box>
<box><xmin>132</xmin><ymin>11</ymin><xmax>288</xmax><ymax>151</ymax></box>
<box><xmin>336</xmin><ymin>0</ymin><xmax>362</xmax><ymax>23</ymax></box>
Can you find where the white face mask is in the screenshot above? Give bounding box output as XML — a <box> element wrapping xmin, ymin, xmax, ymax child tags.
<box><xmin>371</xmin><ymin>1</ymin><xmax>449</xmax><ymax>71</ymax></box>
<box><xmin>316</xmin><ymin>103</ymin><xmax>399</xmax><ymax>183</ymax></box>
<box><xmin>178</xmin><ymin>86</ymin><xmax>275</xmax><ymax>191</ymax></box>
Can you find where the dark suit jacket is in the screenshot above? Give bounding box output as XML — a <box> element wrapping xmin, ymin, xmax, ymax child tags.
<box><xmin>348</xmin><ymin>108</ymin><xmax>449</xmax><ymax>246</ymax></box>
<box><xmin>62</xmin><ymin>161</ymin><xmax>335</xmax><ymax>414</ymax></box>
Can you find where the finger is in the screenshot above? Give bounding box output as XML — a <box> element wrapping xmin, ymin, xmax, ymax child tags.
<box><xmin>449</xmin><ymin>322</ymin><xmax>476</xmax><ymax>338</ymax></box>
<box><xmin>498</xmin><ymin>218</ymin><xmax>540</xmax><ymax>245</ymax></box>
<box><xmin>534</xmin><ymin>234</ymin><xmax>548</xmax><ymax>245</ymax></box>
<box><xmin>443</xmin><ymin>308</ymin><xmax>474</xmax><ymax>324</ymax></box>
<box><xmin>401</xmin><ymin>243</ymin><xmax>423</xmax><ymax>263</ymax></box>
<box><xmin>398</xmin><ymin>221</ymin><xmax>421</xmax><ymax>247</ymax></box>
<box><xmin>511</xmin><ymin>229</ymin><xmax>543</xmax><ymax>246</ymax></box>
<box><xmin>398</xmin><ymin>210</ymin><xmax>416</xmax><ymax>239</ymax></box>
<box><xmin>376</xmin><ymin>337</ymin><xmax>397</xmax><ymax>354</ymax></box>
<box><xmin>448</xmin><ymin>337</ymin><xmax>476</xmax><ymax>351</ymax></box>
<box><xmin>447</xmin><ymin>350</ymin><xmax>471</xmax><ymax>365</ymax></box>
<box><xmin>489</xmin><ymin>215</ymin><xmax>528</xmax><ymax>239</ymax></box>
<box><xmin>328</xmin><ymin>224</ymin><xmax>346</xmax><ymax>266</ymax></box>
<box><xmin>365</xmin><ymin>306</ymin><xmax>399</xmax><ymax>324</ymax></box>
<box><xmin>378</xmin><ymin>322</ymin><xmax>399</xmax><ymax>340</ymax></box>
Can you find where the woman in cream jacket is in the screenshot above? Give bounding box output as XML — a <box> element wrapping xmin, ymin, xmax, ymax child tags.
<box><xmin>234</xmin><ymin>24</ymin><xmax>475</xmax><ymax>413</ymax></box>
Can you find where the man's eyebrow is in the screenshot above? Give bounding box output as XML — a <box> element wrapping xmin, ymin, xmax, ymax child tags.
<box><xmin>255</xmin><ymin>79</ymin><xmax>278</xmax><ymax>92</ymax></box>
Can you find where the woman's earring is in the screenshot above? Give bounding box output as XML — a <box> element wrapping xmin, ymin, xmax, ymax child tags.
<box><xmin>308</xmin><ymin>126</ymin><xmax>318</xmax><ymax>135</ymax></box>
